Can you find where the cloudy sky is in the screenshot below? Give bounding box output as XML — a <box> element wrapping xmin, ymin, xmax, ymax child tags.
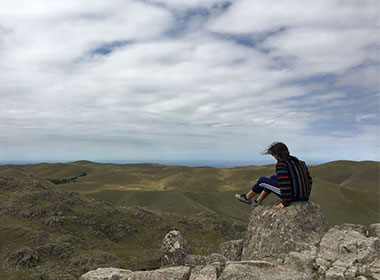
<box><xmin>0</xmin><ymin>0</ymin><xmax>379</xmax><ymax>165</ymax></box>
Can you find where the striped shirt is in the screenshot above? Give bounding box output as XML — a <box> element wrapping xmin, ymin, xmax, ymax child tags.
<box><xmin>276</xmin><ymin>156</ymin><xmax>312</xmax><ymax>206</ymax></box>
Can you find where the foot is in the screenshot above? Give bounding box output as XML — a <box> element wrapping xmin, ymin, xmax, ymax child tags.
<box><xmin>252</xmin><ymin>199</ymin><xmax>262</xmax><ymax>207</ymax></box>
<box><xmin>235</xmin><ymin>194</ymin><xmax>251</xmax><ymax>204</ymax></box>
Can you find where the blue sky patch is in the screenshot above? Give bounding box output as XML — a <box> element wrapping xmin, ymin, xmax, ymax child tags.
<box><xmin>90</xmin><ymin>40</ymin><xmax>132</xmax><ymax>56</ymax></box>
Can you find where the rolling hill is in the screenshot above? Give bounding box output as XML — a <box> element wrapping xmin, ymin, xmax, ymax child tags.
<box><xmin>0</xmin><ymin>160</ymin><xmax>378</xmax><ymax>226</ymax></box>
<box><xmin>0</xmin><ymin>176</ymin><xmax>244</xmax><ymax>279</ymax></box>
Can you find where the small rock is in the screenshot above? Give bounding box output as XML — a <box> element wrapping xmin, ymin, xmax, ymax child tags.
<box><xmin>161</xmin><ymin>230</ymin><xmax>192</xmax><ymax>266</ymax></box>
<box><xmin>206</xmin><ymin>253</ymin><xmax>229</xmax><ymax>265</ymax></box>
<box><xmin>218</xmin><ymin>239</ymin><xmax>243</xmax><ymax>261</ymax></box>
<box><xmin>184</xmin><ymin>255</ymin><xmax>207</xmax><ymax>267</ymax></box>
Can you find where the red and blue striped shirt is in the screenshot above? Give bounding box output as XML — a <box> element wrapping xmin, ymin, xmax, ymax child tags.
<box><xmin>276</xmin><ymin>156</ymin><xmax>312</xmax><ymax>206</ymax></box>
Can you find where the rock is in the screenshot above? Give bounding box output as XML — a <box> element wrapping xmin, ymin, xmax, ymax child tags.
<box><xmin>338</xmin><ymin>223</ymin><xmax>368</xmax><ymax>235</ymax></box>
<box><xmin>325</xmin><ymin>264</ymin><xmax>346</xmax><ymax>280</ymax></box>
<box><xmin>6</xmin><ymin>247</ymin><xmax>39</xmax><ymax>269</ymax></box>
<box><xmin>122</xmin><ymin>266</ymin><xmax>191</xmax><ymax>280</ymax></box>
<box><xmin>206</xmin><ymin>253</ymin><xmax>229</xmax><ymax>265</ymax></box>
<box><xmin>218</xmin><ymin>239</ymin><xmax>243</xmax><ymax>261</ymax></box>
<box><xmin>369</xmin><ymin>258</ymin><xmax>380</xmax><ymax>280</ymax></box>
<box><xmin>80</xmin><ymin>267</ymin><xmax>132</xmax><ymax>280</ymax></box>
<box><xmin>161</xmin><ymin>230</ymin><xmax>192</xmax><ymax>266</ymax></box>
<box><xmin>318</xmin><ymin>225</ymin><xmax>380</xmax><ymax>264</ymax></box>
<box><xmin>285</xmin><ymin>249</ymin><xmax>316</xmax><ymax>274</ymax></box>
<box><xmin>369</xmin><ymin>223</ymin><xmax>380</xmax><ymax>238</ymax></box>
<box><xmin>189</xmin><ymin>263</ymin><xmax>223</xmax><ymax>280</ymax></box>
<box><xmin>218</xmin><ymin>260</ymin><xmax>313</xmax><ymax>280</ymax></box>
<box><xmin>242</xmin><ymin>201</ymin><xmax>329</xmax><ymax>261</ymax></box>
<box><xmin>184</xmin><ymin>255</ymin><xmax>207</xmax><ymax>267</ymax></box>
<box><xmin>344</xmin><ymin>266</ymin><xmax>358</xmax><ymax>280</ymax></box>
<box><xmin>315</xmin><ymin>225</ymin><xmax>380</xmax><ymax>280</ymax></box>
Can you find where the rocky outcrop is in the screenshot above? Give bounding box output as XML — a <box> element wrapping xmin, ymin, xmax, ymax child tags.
<box><xmin>313</xmin><ymin>224</ymin><xmax>380</xmax><ymax>280</ymax></box>
<box><xmin>242</xmin><ymin>201</ymin><xmax>329</xmax><ymax>261</ymax></box>
<box><xmin>81</xmin><ymin>202</ymin><xmax>380</xmax><ymax>280</ymax></box>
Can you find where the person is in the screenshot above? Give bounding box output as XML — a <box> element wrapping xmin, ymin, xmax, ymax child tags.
<box><xmin>235</xmin><ymin>142</ymin><xmax>312</xmax><ymax>210</ymax></box>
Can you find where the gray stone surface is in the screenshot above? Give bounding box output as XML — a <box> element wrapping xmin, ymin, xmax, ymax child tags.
<box><xmin>369</xmin><ymin>223</ymin><xmax>380</xmax><ymax>238</ymax></box>
<box><xmin>184</xmin><ymin>255</ymin><xmax>207</xmax><ymax>267</ymax></box>
<box><xmin>121</xmin><ymin>266</ymin><xmax>191</xmax><ymax>280</ymax></box>
<box><xmin>206</xmin><ymin>253</ymin><xmax>229</xmax><ymax>265</ymax></box>
<box><xmin>189</xmin><ymin>263</ymin><xmax>223</xmax><ymax>280</ymax></box>
<box><xmin>218</xmin><ymin>239</ymin><xmax>243</xmax><ymax>261</ymax></box>
<box><xmin>284</xmin><ymin>249</ymin><xmax>316</xmax><ymax>274</ymax></box>
<box><xmin>242</xmin><ymin>201</ymin><xmax>329</xmax><ymax>261</ymax></box>
<box><xmin>80</xmin><ymin>267</ymin><xmax>132</xmax><ymax>280</ymax></box>
<box><xmin>161</xmin><ymin>230</ymin><xmax>192</xmax><ymax>266</ymax></box>
<box><xmin>315</xmin><ymin>225</ymin><xmax>380</xmax><ymax>280</ymax></box>
<box><xmin>218</xmin><ymin>260</ymin><xmax>313</xmax><ymax>280</ymax></box>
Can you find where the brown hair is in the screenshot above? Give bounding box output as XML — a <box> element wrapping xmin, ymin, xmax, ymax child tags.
<box><xmin>262</xmin><ymin>142</ymin><xmax>290</xmax><ymax>161</ymax></box>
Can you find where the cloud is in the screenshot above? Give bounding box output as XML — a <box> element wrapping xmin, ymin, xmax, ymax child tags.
<box><xmin>0</xmin><ymin>0</ymin><xmax>379</xmax><ymax>164</ymax></box>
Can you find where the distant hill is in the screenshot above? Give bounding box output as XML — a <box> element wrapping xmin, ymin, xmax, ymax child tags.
<box><xmin>0</xmin><ymin>160</ymin><xmax>378</xmax><ymax>227</ymax></box>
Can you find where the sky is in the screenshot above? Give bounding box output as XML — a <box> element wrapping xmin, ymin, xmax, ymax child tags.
<box><xmin>0</xmin><ymin>0</ymin><xmax>379</xmax><ymax>166</ymax></box>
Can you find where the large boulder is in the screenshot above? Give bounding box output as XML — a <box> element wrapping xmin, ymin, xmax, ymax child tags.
<box><xmin>242</xmin><ymin>201</ymin><xmax>329</xmax><ymax>261</ymax></box>
<box><xmin>161</xmin><ymin>230</ymin><xmax>192</xmax><ymax>266</ymax></box>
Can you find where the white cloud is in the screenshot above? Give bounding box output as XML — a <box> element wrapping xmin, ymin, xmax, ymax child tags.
<box><xmin>207</xmin><ymin>0</ymin><xmax>378</xmax><ymax>33</ymax></box>
<box><xmin>0</xmin><ymin>0</ymin><xmax>379</xmax><ymax>163</ymax></box>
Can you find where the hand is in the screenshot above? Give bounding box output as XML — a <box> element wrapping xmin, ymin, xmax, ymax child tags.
<box><xmin>275</xmin><ymin>203</ymin><xmax>285</xmax><ymax>210</ymax></box>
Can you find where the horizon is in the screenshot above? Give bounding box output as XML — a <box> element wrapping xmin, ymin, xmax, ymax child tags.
<box><xmin>1</xmin><ymin>1</ymin><xmax>379</xmax><ymax>163</ymax></box>
<box><xmin>0</xmin><ymin>157</ymin><xmax>378</xmax><ymax>168</ymax></box>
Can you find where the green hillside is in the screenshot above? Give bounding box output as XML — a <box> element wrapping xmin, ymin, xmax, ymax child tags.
<box><xmin>0</xmin><ymin>176</ymin><xmax>244</xmax><ymax>279</ymax></box>
<box><xmin>0</xmin><ymin>160</ymin><xmax>378</xmax><ymax>227</ymax></box>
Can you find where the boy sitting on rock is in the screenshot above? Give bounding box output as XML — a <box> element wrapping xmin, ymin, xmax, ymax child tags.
<box><xmin>235</xmin><ymin>142</ymin><xmax>312</xmax><ymax>209</ymax></box>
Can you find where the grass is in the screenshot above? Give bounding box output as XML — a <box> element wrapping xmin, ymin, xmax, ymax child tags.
<box><xmin>0</xmin><ymin>160</ymin><xmax>379</xmax><ymax>227</ymax></box>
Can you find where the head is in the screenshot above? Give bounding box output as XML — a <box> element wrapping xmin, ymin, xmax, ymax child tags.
<box><xmin>262</xmin><ymin>142</ymin><xmax>290</xmax><ymax>161</ymax></box>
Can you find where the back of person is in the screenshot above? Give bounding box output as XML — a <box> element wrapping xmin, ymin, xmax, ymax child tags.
<box><xmin>277</xmin><ymin>155</ymin><xmax>312</xmax><ymax>204</ymax></box>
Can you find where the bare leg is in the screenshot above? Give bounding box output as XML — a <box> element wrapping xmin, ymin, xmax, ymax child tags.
<box><xmin>246</xmin><ymin>190</ymin><xmax>258</xmax><ymax>200</ymax></box>
<box><xmin>256</xmin><ymin>191</ymin><xmax>270</xmax><ymax>202</ymax></box>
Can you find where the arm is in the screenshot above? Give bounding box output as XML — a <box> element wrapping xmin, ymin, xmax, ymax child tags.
<box><xmin>276</xmin><ymin>162</ymin><xmax>292</xmax><ymax>207</ymax></box>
